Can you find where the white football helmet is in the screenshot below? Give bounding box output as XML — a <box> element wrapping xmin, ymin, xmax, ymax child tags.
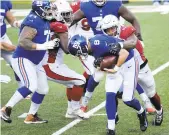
<box><xmin>51</xmin><ymin>0</ymin><xmax>73</xmax><ymax>24</ymax></box>
<box><xmin>101</xmin><ymin>14</ymin><xmax>119</xmax><ymax>36</ymax></box>
<box><xmin>92</xmin><ymin>0</ymin><xmax>107</xmax><ymax>6</ymax></box>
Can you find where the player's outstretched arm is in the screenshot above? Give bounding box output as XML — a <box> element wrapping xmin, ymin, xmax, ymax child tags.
<box><xmin>19</xmin><ymin>26</ymin><xmax>58</xmax><ymax>50</ymax></box>
<box><xmin>6</xmin><ymin>10</ymin><xmax>20</xmax><ymax>28</ymax></box>
<box><xmin>70</xmin><ymin>9</ymin><xmax>85</xmax><ymax>27</ymax></box>
<box><xmin>18</xmin><ymin>26</ymin><xmax>38</xmax><ymax>50</ymax></box>
<box><xmin>118</xmin><ymin>5</ymin><xmax>143</xmax><ymax>41</ymax></box>
<box><xmin>0</xmin><ymin>42</ymin><xmax>16</xmax><ymax>52</ymax></box>
<box><xmin>122</xmin><ymin>34</ymin><xmax>138</xmax><ymax>49</ymax></box>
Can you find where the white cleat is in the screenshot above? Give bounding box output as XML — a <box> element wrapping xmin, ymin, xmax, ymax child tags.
<box><xmin>65</xmin><ymin>109</ymin><xmax>77</xmax><ymax>119</ymax></box>
<box><xmin>72</xmin><ymin>109</ymin><xmax>89</xmax><ymax>120</ymax></box>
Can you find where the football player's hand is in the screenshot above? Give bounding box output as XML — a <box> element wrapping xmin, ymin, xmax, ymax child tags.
<box><xmin>93</xmin><ymin>57</ymin><xmax>103</xmax><ymax>68</ymax></box>
<box><xmin>108</xmin><ymin>42</ymin><xmax>122</xmax><ymax>55</ymax></box>
<box><xmin>36</xmin><ymin>38</ymin><xmax>60</xmax><ymax>50</ymax></box>
<box><xmin>103</xmin><ymin>68</ymin><xmax>117</xmax><ymax>74</ymax></box>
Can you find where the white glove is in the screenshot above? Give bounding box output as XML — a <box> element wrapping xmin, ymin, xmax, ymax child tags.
<box><xmin>36</xmin><ymin>38</ymin><xmax>60</xmax><ymax>50</ymax></box>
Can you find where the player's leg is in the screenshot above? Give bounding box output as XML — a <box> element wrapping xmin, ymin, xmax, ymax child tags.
<box><xmin>122</xmin><ymin>58</ymin><xmax>148</xmax><ymax>131</ymax></box>
<box><xmin>24</xmin><ymin>67</ymin><xmax>49</xmax><ymax>124</ymax></box>
<box><xmin>1</xmin><ymin>34</ymin><xmax>22</xmax><ymax>88</ymax></box>
<box><xmin>1</xmin><ymin>58</ymin><xmax>38</xmax><ymax>123</ymax></box>
<box><xmin>138</xmin><ymin>64</ymin><xmax>163</xmax><ymax>126</ymax></box>
<box><xmin>80</xmin><ymin>55</ymin><xmax>95</xmax><ymax>94</ymax></box>
<box><xmin>136</xmin><ymin>83</ymin><xmax>156</xmax><ymax>114</ymax></box>
<box><xmin>105</xmin><ymin>72</ymin><xmax>123</xmax><ymax>134</ymax></box>
<box><xmin>81</xmin><ymin>68</ymin><xmax>105</xmax><ymax>110</ymax></box>
<box><xmin>43</xmin><ymin>64</ymin><xmax>88</xmax><ymax>119</ymax></box>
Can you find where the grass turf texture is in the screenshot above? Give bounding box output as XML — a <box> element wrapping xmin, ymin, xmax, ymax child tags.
<box><xmin>1</xmin><ymin>12</ymin><xmax>169</xmax><ymax>135</ymax></box>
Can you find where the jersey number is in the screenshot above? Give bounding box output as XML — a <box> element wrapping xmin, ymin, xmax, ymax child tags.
<box><xmin>94</xmin><ymin>40</ymin><xmax>100</xmax><ymax>45</ymax></box>
<box><xmin>44</xmin><ymin>30</ymin><xmax>50</xmax><ymax>42</ymax></box>
<box><xmin>92</xmin><ymin>16</ymin><xmax>103</xmax><ymax>31</ymax></box>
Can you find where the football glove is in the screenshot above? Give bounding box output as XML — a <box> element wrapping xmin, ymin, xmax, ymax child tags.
<box><xmin>108</xmin><ymin>42</ymin><xmax>122</xmax><ymax>56</ymax></box>
<box><xmin>36</xmin><ymin>38</ymin><xmax>60</xmax><ymax>50</ymax></box>
<box><xmin>93</xmin><ymin>57</ymin><xmax>103</xmax><ymax>68</ymax></box>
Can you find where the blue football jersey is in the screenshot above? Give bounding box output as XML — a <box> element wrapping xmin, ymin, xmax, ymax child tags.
<box><xmin>89</xmin><ymin>34</ymin><xmax>134</xmax><ymax>61</ymax></box>
<box><xmin>13</xmin><ymin>11</ymin><xmax>50</xmax><ymax>65</ymax></box>
<box><xmin>80</xmin><ymin>0</ymin><xmax>122</xmax><ymax>35</ymax></box>
<box><xmin>0</xmin><ymin>0</ymin><xmax>12</xmax><ymax>37</ymax></box>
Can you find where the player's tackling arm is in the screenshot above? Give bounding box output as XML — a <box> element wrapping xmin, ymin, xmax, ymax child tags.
<box><xmin>0</xmin><ymin>42</ymin><xmax>16</xmax><ymax>51</ymax></box>
<box><xmin>118</xmin><ymin>5</ymin><xmax>143</xmax><ymax>41</ymax></box>
<box><xmin>58</xmin><ymin>32</ymin><xmax>69</xmax><ymax>54</ymax></box>
<box><xmin>70</xmin><ymin>9</ymin><xmax>85</xmax><ymax>27</ymax></box>
<box><xmin>122</xmin><ymin>34</ymin><xmax>137</xmax><ymax>49</ymax></box>
<box><xmin>18</xmin><ymin>26</ymin><xmax>37</xmax><ymax>50</ymax></box>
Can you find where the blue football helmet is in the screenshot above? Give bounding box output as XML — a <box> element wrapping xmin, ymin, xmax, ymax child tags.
<box><xmin>68</xmin><ymin>34</ymin><xmax>88</xmax><ymax>59</ymax></box>
<box><xmin>32</xmin><ymin>0</ymin><xmax>53</xmax><ymax>20</ymax></box>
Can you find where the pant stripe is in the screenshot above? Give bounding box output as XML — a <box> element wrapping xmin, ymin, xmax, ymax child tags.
<box><xmin>21</xmin><ymin>58</ymin><xmax>30</xmax><ymax>88</ymax></box>
<box><xmin>18</xmin><ymin>58</ymin><xmax>29</xmax><ymax>88</ymax></box>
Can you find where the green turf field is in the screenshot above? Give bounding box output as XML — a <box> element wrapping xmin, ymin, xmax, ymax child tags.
<box><xmin>1</xmin><ymin>12</ymin><xmax>169</xmax><ymax>135</ymax></box>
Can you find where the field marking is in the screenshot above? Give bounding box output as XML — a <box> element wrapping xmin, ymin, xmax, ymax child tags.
<box><xmin>52</xmin><ymin>61</ymin><xmax>169</xmax><ymax>135</ymax></box>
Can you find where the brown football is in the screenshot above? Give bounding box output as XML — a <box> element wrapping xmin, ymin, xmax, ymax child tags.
<box><xmin>100</xmin><ymin>56</ymin><xmax>118</xmax><ymax>71</ymax></box>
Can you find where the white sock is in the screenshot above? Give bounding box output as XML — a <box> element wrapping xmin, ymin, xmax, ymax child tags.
<box><xmin>6</xmin><ymin>91</ymin><xmax>24</xmax><ymax>107</ymax></box>
<box><xmin>71</xmin><ymin>100</ymin><xmax>80</xmax><ymax>110</ymax></box>
<box><xmin>82</xmin><ymin>91</ymin><xmax>93</xmax><ymax>107</ymax></box>
<box><xmin>68</xmin><ymin>101</ymin><xmax>71</xmax><ymax>108</ymax></box>
<box><xmin>137</xmin><ymin>107</ymin><xmax>144</xmax><ymax>114</ymax></box>
<box><xmin>28</xmin><ymin>101</ymin><xmax>40</xmax><ymax>115</ymax></box>
<box><xmin>17</xmin><ymin>81</ymin><xmax>23</xmax><ymax>88</ymax></box>
<box><xmin>156</xmin><ymin>107</ymin><xmax>162</xmax><ymax>115</ymax></box>
<box><xmin>108</xmin><ymin>120</ymin><xmax>115</xmax><ymax>130</ymax></box>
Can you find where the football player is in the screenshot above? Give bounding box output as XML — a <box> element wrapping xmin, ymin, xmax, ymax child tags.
<box><xmin>40</xmin><ymin>0</ymin><xmax>88</xmax><ymax>119</ymax></box>
<box><xmin>68</xmin><ymin>34</ymin><xmax>148</xmax><ymax>135</ymax></box>
<box><xmin>0</xmin><ymin>0</ymin><xmax>22</xmax><ymax>88</ymax></box>
<box><xmin>69</xmin><ymin>0</ymin><xmax>154</xmax><ymax>113</ymax></box>
<box><xmin>102</xmin><ymin>15</ymin><xmax>163</xmax><ymax>126</ymax></box>
<box><xmin>1</xmin><ymin>0</ymin><xmax>58</xmax><ymax>124</ymax></box>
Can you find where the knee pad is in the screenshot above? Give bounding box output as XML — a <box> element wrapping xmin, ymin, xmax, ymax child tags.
<box><xmin>146</xmin><ymin>85</ymin><xmax>156</xmax><ymax>98</ymax></box>
<box><xmin>36</xmin><ymin>85</ymin><xmax>49</xmax><ymax>95</ymax></box>
<box><xmin>93</xmin><ymin>69</ymin><xmax>104</xmax><ymax>82</ymax></box>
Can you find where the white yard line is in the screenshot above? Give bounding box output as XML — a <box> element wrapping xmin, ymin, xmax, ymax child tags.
<box><xmin>52</xmin><ymin>61</ymin><xmax>169</xmax><ymax>135</ymax></box>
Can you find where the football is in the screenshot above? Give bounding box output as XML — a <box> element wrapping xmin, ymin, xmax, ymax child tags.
<box><xmin>100</xmin><ymin>56</ymin><xmax>118</xmax><ymax>71</ymax></box>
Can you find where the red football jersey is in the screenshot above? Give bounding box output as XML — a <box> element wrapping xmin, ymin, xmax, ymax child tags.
<box><xmin>48</xmin><ymin>21</ymin><xmax>68</xmax><ymax>63</ymax></box>
<box><xmin>70</xmin><ymin>0</ymin><xmax>80</xmax><ymax>13</ymax></box>
<box><xmin>120</xmin><ymin>26</ymin><xmax>146</xmax><ymax>62</ymax></box>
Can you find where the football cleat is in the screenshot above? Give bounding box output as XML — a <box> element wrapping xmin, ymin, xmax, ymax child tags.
<box><xmin>80</xmin><ymin>106</ymin><xmax>88</xmax><ymax>112</ymax></box>
<box><xmin>107</xmin><ymin>129</ymin><xmax>115</xmax><ymax>135</ymax></box>
<box><xmin>137</xmin><ymin>110</ymin><xmax>148</xmax><ymax>131</ymax></box>
<box><xmin>0</xmin><ymin>106</ymin><xmax>12</xmax><ymax>123</ymax></box>
<box><xmin>24</xmin><ymin>113</ymin><xmax>48</xmax><ymax>124</ymax></box>
<box><xmin>72</xmin><ymin>109</ymin><xmax>89</xmax><ymax>119</ymax></box>
<box><xmin>153</xmin><ymin>108</ymin><xmax>163</xmax><ymax>126</ymax></box>
<box><xmin>65</xmin><ymin>107</ymin><xmax>77</xmax><ymax>119</ymax></box>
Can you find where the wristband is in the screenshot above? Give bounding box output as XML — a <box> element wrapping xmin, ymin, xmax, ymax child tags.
<box><xmin>113</xmin><ymin>65</ymin><xmax>120</xmax><ymax>72</ymax></box>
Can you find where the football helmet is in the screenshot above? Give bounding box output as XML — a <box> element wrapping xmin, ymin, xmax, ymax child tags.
<box><xmin>92</xmin><ymin>0</ymin><xmax>107</xmax><ymax>6</ymax></box>
<box><xmin>68</xmin><ymin>34</ymin><xmax>88</xmax><ymax>59</ymax></box>
<box><xmin>51</xmin><ymin>0</ymin><xmax>73</xmax><ymax>24</ymax></box>
<box><xmin>101</xmin><ymin>14</ymin><xmax>119</xmax><ymax>36</ymax></box>
<box><xmin>32</xmin><ymin>0</ymin><xmax>53</xmax><ymax>20</ymax></box>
